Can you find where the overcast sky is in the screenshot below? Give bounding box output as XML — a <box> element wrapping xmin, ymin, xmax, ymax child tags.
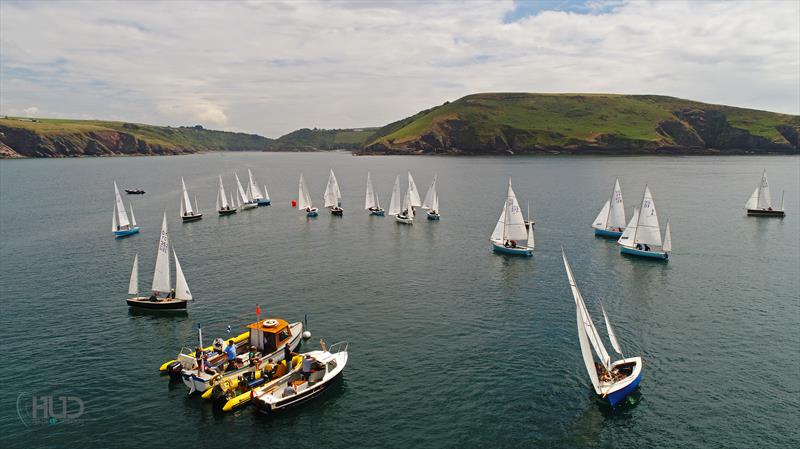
<box><xmin>1</xmin><ymin>0</ymin><xmax>798</xmax><ymax>137</ymax></box>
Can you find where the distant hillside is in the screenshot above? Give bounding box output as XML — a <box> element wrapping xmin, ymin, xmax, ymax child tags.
<box><xmin>269</xmin><ymin>127</ymin><xmax>377</xmax><ymax>151</ymax></box>
<box><xmin>0</xmin><ymin>117</ymin><xmax>273</xmax><ymax>158</ymax></box>
<box><xmin>361</xmin><ymin>93</ymin><xmax>799</xmax><ymax>155</ymax></box>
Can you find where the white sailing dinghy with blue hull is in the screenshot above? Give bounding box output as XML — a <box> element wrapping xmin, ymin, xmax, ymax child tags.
<box><xmin>490</xmin><ymin>180</ymin><xmax>533</xmax><ymax>256</ymax></box>
<box><xmin>746</xmin><ymin>170</ymin><xmax>785</xmax><ymax>217</ymax></box>
<box><xmin>365</xmin><ymin>172</ymin><xmax>385</xmax><ymax>216</ymax></box>
<box><xmin>592</xmin><ymin>178</ymin><xmax>626</xmax><ymax>238</ymax></box>
<box><xmin>617</xmin><ymin>186</ymin><xmax>671</xmax><ymax>260</ymax></box>
<box><xmin>324</xmin><ymin>169</ymin><xmax>344</xmax><ymax>216</ymax></box>
<box><xmin>180</xmin><ymin>177</ymin><xmax>203</xmax><ymax>222</ymax></box>
<box><xmin>298</xmin><ymin>174</ymin><xmax>318</xmax><ymax>217</ymax></box>
<box><xmin>422</xmin><ymin>174</ymin><xmax>440</xmax><ymax>220</ymax></box>
<box><xmin>562</xmin><ymin>250</ymin><xmax>642</xmax><ymax>408</ymax></box>
<box><xmin>247</xmin><ymin>169</ymin><xmax>271</xmax><ymax>206</ymax></box>
<box><xmin>112</xmin><ymin>181</ymin><xmax>140</xmax><ymax>237</ymax></box>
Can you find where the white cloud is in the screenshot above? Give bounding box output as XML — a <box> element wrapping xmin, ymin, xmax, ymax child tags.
<box><xmin>0</xmin><ymin>0</ymin><xmax>797</xmax><ymax>137</ymax></box>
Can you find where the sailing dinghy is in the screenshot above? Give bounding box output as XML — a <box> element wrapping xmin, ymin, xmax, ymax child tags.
<box><xmin>216</xmin><ymin>176</ymin><xmax>237</xmax><ymax>215</ymax></box>
<box><xmin>395</xmin><ymin>188</ymin><xmax>415</xmax><ymax>224</ymax></box>
<box><xmin>422</xmin><ymin>174</ymin><xmax>440</xmax><ymax>220</ymax></box>
<box><xmin>247</xmin><ymin>169</ymin><xmax>271</xmax><ymax>206</ymax></box>
<box><xmin>126</xmin><ymin>213</ymin><xmax>192</xmax><ymax>311</ymax></box>
<box><xmin>324</xmin><ymin>169</ymin><xmax>344</xmax><ymax>216</ymax></box>
<box><xmin>180</xmin><ymin>177</ymin><xmax>203</xmax><ymax>222</ymax></box>
<box><xmin>490</xmin><ymin>180</ymin><xmax>533</xmax><ymax>256</ymax></box>
<box><xmin>298</xmin><ymin>174</ymin><xmax>318</xmax><ymax>217</ymax></box>
<box><xmin>617</xmin><ymin>186</ymin><xmax>671</xmax><ymax>260</ymax></box>
<box><xmin>365</xmin><ymin>172</ymin><xmax>385</xmax><ymax>216</ymax></box>
<box><xmin>562</xmin><ymin>249</ymin><xmax>642</xmax><ymax>408</ymax></box>
<box><xmin>592</xmin><ymin>178</ymin><xmax>626</xmax><ymax>238</ymax></box>
<box><xmin>746</xmin><ymin>170</ymin><xmax>785</xmax><ymax>217</ymax></box>
<box><xmin>113</xmin><ymin>181</ymin><xmax>140</xmax><ymax>237</ymax></box>
<box><xmin>236</xmin><ymin>173</ymin><xmax>257</xmax><ymax>210</ymax></box>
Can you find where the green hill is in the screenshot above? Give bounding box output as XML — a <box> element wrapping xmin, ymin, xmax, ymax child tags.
<box><xmin>269</xmin><ymin>127</ymin><xmax>377</xmax><ymax>151</ymax></box>
<box><xmin>362</xmin><ymin>93</ymin><xmax>799</xmax><ymax>154</ymax></box>
<box><xmin>0</xmin><ymin>117</ymin><xmax>273</xmax><ymax>158</ymax></box>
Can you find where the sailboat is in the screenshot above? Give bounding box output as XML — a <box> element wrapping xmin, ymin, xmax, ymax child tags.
<box><xmin>592</xmin><ymin>178</ymin><xmax>626</xmax><ymax>238</ymax></box>
<box><xmin>746</xmin><ymin>169</ymin><xmax>785</xmax><ymax>217</ymax></box>
<box><xmin>324</xmin><ymin>169</ymin><xmax>344</xmax><ymax>216</ymax></box>
<box><xmin>126</xmin><ymin>213</ymin><xmax>193</xmax><ymax>311</ymax></box>
<box><xmin>112</xmin><ymin>181</ymin><xmax>140</xmax><ymax>237</ymax></box>
<box><xmin>407</xmin><ymin>171</ymin><xmax>422</xmax><ymax>209</ymax></box>
<box><xmin>216</xmin><ymin>176</ymin><xmax>237</xmax><ymax>216</ymax></box>
<box><xmin>247</xmin><ymin>169</ymin><xmax>271</xmax><ymax>206</ymax></box>
<box><xmin>395</xmin><ymin>188</ymin><xmax>415</xmax><ymax>224</ymax></box>
<box><xmin>235</xmin><ymin>173</ymin><xmax>257</xmax><ymax>210</ymax></box>
<box><xmin>617</xmin><ymin>186</ymin><xmax>671</xmax><ymax>260</ymax></box>
<box><xmin>422</xmin><ymin>174</ymin><xmax>440</xmax><ymax>220</ymax></box>
<box><xmin>490</xmin><ymin>180</ymin><xmax>533</xmax><ymax>256</ymax></box>
<box><xmin>562</xmin><ymin>249</ymin><xmax>642</xmax><ymax>408</ymax></box>
<box><xmin>297</xmin><ymin>173</ymin><xmax>318</xmax><ymax>217</ymax></box>
<box><xmin>180</xmin><ymin>177</ymin><xmax>203</xmax><ymax>222</ymax></box>
<box><xmin>365</xmin><ymin>172</ymin><xmax>384</xmax><ymax>216</ymax></box>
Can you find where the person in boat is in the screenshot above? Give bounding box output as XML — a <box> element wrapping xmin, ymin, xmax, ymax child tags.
<box><xmin>196</xmin><ymin>347</ymin><xmax>204</xmax><ymax>374</ymax></box>
<box><xmin>510</xmin><ymin>240</ymin><xmax>517</xmax><ymax>248</ymax></box>
<box><xmin>644</xmin><ymin>244</ymin><xmax>650</xmax><ymax>252</ymax></box>
<box><xmin>504</xmin><ymin>240</ymin><xmax>510</xmax><ymax>247</ymax></box>
<box><xmin>149</xmin><ymin>292</ymin><xmax>158</xmax><ymax>302</ymax></box>
<box><xmin>225</xmin><ymin>339</ymin><xmax>237</xmax><ymax>372</ymax></box>
<box><xmin>248</xmin><ymin>346</ymin><xmax>259</xmax><ymax>367</ymax></box>
<box><xmin>595</xmin><ymin>362</ymin><xmax>612</xmax><ymax>382</ymax></box>
<box><xmin>167</xmin><ymin>288</ymin><xmax>175</xmax><ymax>299</ymax></box>
<box><xmin>263</xmin><ymin>358</ymin><xmax>276</xmax><ymax>380</ymax></box>
<box><xmin>283</xmin><ymin>383</ymin><xmax>296</xmax><ymax>397</ymax></box>
<box><xmin>284</xmin><ymin>345</ymin><xmax>296</xmax><ymax>369</ymax></box>
<box><xmin>301</xmin><ymin>355</ymin><xmax>313</xmax><ymax>381</ymax></box>
<box><xmin>636</xmin><ymin>243</ymin><xmax>642</xmax><ymax>250</ymax></box>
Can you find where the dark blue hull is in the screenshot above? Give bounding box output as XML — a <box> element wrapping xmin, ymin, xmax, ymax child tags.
<box><xmin>257</xmin><ymin>199</ymin><xmax>271</xmax><ymax>206</ymax></box>
<box><xmin>606</xmin><ymin>371</ymin><xmax>642</xmax><ymax>407</ymax></box>
<box><xmin>620</xmin><ymin>246</ymin><xmax>668</xmax><ymax>260</ymax></box>
<box><xmin>594</xmin><ymin>228</ymin><xmax>623</xmax><ymax>238</ymax></box>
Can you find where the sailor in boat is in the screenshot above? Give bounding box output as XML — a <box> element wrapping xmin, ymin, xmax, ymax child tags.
<box><xmin>283</xmin><ymin>383</ymin><xmax>296</xmax><ymax>397</ymax></box>
<box><xmin>225</xmin><ymin>339</ymin><xmax>237</xmax><ymax>372</ymax></box>
<box><xmin>263</xmin><ymin>358</ymin><xmax>276</xmax><ymax>380</ymax></box>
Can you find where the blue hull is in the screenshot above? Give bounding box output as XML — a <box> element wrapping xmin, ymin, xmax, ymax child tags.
<box><xmin>594</xmin><ymin>228</ymin><xmax>623</xmax><ymax>238</ymax></box>
<box><xmin>114</xmin><ymin>227</ymin><xmax>140</xmax><ymax>238</ymax></box>
<box><xmin>427</xmin><ymin>213</ymin><xmax>440</xmax><ymax>220</ymax></box>
<box><xmin>606</xmin><ymin>371</ymin><xmax>642</xmax><ymax>408</ymax></box>
<box><xmin>306</xmin><ymin>211</ymin><xmax>318</xmax><ymax>217</ymax></box>
<box><xmin>620</xmin><ymin>246</ymin><xmax>668</xmax><ymax>260</ymax></box>
<box><xmin>257</xmin><ymin>199</ymin><xmax>271</xmax><ymax>206</ymax></box>
<box><xmin>492</xmin><ymin>243</ymin><xmax>532</xmax><ymax>256</ymax></box>
<box><xmin>370</xmin><ymin>210</ymin><xmax>385</xmax><ymax>216</ymax></box>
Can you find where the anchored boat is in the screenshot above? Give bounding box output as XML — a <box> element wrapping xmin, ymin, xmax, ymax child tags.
<box><xmin>365</xmin><ymin>172</ymin><xmax>385</xmax><ymax>216</ymax></box>
<box><xmin>216</xmin><ymin>176</ymin><xmax>238</xmax><ymax>215</ymax></box>
<box><xmin>126</xmin><ymin>213</ymin><xmax>192</xmax><ymax>311</ymax></box>
<box><xmin>422</xmin><ymin>174</ymin><xmax>440</xmax><ymax>220</ymax></box>
<box><xmin>113</xmin><ymin>181</ymin><xmax>140</xmax><ymax>237</ymax></box>
<box><xmin>324</xmin><ymin>169</ymin><xmax>344</xmax><ymax>216</ymax></box>
<box><xmin>592</xmin><ymin>178</ymin><xmax>626</xmax><ymax>238</ymax></box>
<box><xmin>562</xmin><ymin>249</ymin><xmax>642</xmax><ymax>408</ymax></box>
<box><xmin>180</xmin><ymin>177</ymin><xmax>203</xmax><ymax>222</ymax></box>
<box><xmin>298</xmin><ymin>173</ymin><xmax>318</xmax><ymax>217</ymax></box>
<box><xmin>746</xmin><ymin>170</ymin><xmax>785</xmax><ymax>217</ymax></box>
<box><xmin>617</xmin><ymin>186</ymin><xmax>671</xmax><ymax>260</ymax></box>
<box><xmin>490</xmin><ymin>180</ymin><xmax>533</xmax><ymax>256</ymax></box>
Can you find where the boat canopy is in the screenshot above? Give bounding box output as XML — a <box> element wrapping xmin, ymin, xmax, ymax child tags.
<box><xmin>248</xmin><ymin>318</ymin><xmax>292</xmax><ymax>353</ymax></box>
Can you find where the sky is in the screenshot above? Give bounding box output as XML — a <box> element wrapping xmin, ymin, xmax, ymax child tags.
<box><xmin>1</xmin><ymin>0</ymin><xmax>798</xmax><ymax>137</ymax></box>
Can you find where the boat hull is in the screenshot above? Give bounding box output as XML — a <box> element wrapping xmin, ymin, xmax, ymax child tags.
<box><xmin>369</xmin><ymin>209</ymin><xmax>385</xmax><ymax>216</ymax></box>
<box><xmin>257</xmin><ymin>199</ymin><xmax>271</xmax><ymax>206</ymax></box>
<box><xmin>127</xmin><ymin>297</ymin><xmax>187</xmax><ymax>311</ymax></box>
<box><xmin>427</xmin><ymin>212</ymin><xmax>440</xmax><ymax>220</ymax></box>
<box><xmin>181</xmin><ymin>214</ymin><xmax>203</xmax><ymax>222</ymax></box>
<box><xmin>330</xmin><ymin>208</ymin><xmax>343</xmax><ymax>216</ymax></box>
<box><xmin>620</xmin><ymin>246</ymin><xmax>668</xmax><ymax>260</ymax></box>
<box><xmin>746</xmin><ymin>208</ymin><xmax>785</xmax><ymax>217</ymax></box>
<box><xmin>395</xmin><ymin>215</ymin><xmax>413</xmax><ymax>224</ymax></box>
<box><xmin>603</xmin><ymin>357</ymin><xmax>644</xmax><ymax>408</ymax></box>
<box><xmin>125</xmin><ymin>190</ymin><xmax>145</xmax><ymax>195</ymax></box>
<box><xmin>491</xmin><ymin>241</ymin><xmax>532</xmax><ymax>256</ymax></box>
<box><xmin>218</xmin><ymin>209</ymin><xmax>237</xmax><ymax>216</ymax></box>
<box><xmin>306</xmin><ymin>208</ymin><xmax>319</xmax><ymax>217</ymax></box>
<box><xmin>594</xmin><ymin>228</ymin><xmax>623</xmax><ymax>238</ymax></box>
<box><xmin>114</xmin><ymin>227</ymin><xmax>140</xmax><ymax>238</ymax></box>
<box><xmin>254</xmin><ymin>369</ymin><xmax>343</xmax><ymax>415</ymax></box>
<box><xmin>241</xmin><ymin>203</ymin><xmax>258</xmax><ymax>210</ymax></box>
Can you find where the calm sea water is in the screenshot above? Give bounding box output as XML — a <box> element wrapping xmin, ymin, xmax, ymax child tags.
<box><xmin>0</xmin><ymin>153</ymin><xmax>798</xmax><ymax>448</ymax></box>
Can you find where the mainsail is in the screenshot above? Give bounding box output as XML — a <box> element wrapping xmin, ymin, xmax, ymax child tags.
<box><xmin>663</xmin><ymin>221</ymin><xmax>672</xmax><ymax>253</ymax></box>
<box><xmin>173</xmin><ymin>249</ymin><xmax>192</xmax><ymax>301</ymax></box>
<box><xmin>365</xmin><ymin>172</ymin><xmax>379</xmax><ymax>210</ymax></box>
<box><xmin>407</xmin><ymin>171</ymin><xmax>421</xmax><ymax>207</ymax></box>
<box><xmin>609</xmin><ymin>178</ymin><xmax>626</xmax><ymax>229</ymax></box>
<box><xmin>617</xmin><ymin>207</ymin><xmax>640</xmax><ymax>247</ymax></box>
<box><xmin>235</xmin><ymin>173</ymin><xmax>250</xmax><ymax>204</ymax></box>
<box><xmin>298</xmin><ymin>174</ymin><xmax>313</xmax><ymax>209</ymax></box>
<box><xmin>113</xmin><ymin>181</ymin><xmax>131</xmax><ymax>228</ymax></box>
<box><xmin>388</xmin><ymin>176</ymin><xmax>401</xmax><ymax>216</ymax></box>
<box><xmin>757</xmin><ymin>170</ymin><xmax>772</xmax><ymax>209</ymax></box>
<box><xmin>151</xmin><ymin>213</ymin><xmax>171</xmax><ymax>293</ymax></box>
<box><xmin>128</xmin><ymin>254</ymin><xmax>139</xmax><ymax>295</ymax></box>
<box><xmin>248</xmin><ymin>169</ymin><xmax>264</xmax><ymax>200</ymax></box>
<box><xmin>422</xmin><ymin>175</ymin><xmax>438</xmax><ymax>210</ymax></box>
<box><xmin>324</xmin><ymin>170</ymin><xmax>342</xmax><ymax>208</ymax></box>
<box><xmin>218</xmin><ymin>176</ymin><xmax>230</xmax><ymax>209</ymax></box>
<box><xmin>633</xmin><ymin>186</ymin><xmax>662</xmax><ymax>246</ymax></box>
<box><xmin>181</xmin><ymin>177</ymin><xmax>194</xmax><ymax>215</ymax></box>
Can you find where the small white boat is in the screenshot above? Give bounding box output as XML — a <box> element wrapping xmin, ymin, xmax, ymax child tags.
<box><xmin>395</xmin><ymin>188</ymin><xmax>415</xmax><ymax>224</ymax></box>
<box><xmin>180</xmin><ymin>177</ymin><xmax>203</xmax><ymax>222</ymax></box>
<box><xmin>298</xmin><ymin>173</ymin><xmax>318</xmax><ymax>217</ymax></box>
<box><xmin>126</xmin><ymin>213</ymin><xmax>192</xmax><ymax>311</ymax></box>
<box><xmin>562</xmin><ymin>249</ymin><xmax>642</xmax><ymax>408</ymax></box>
<box><xmin>112</xmin><ymin>181</ymin><xmax>140</xmax><ymax>237</ymax></box>
<box><xmin>252</xmin><ymin>341</ymin><xmax>348</xmax><ymax>415</ymax></box>
<box><xmin>323</xmin><ymin>169</ymin><xmax>344</xmax><ymax>216</ymax></box>
<box><xmin>617</xmin><ymin>186</ymin><xmax>671</xmax><ymax>260</ymax></box>
<box><xmin>216</xmin><ymin>176</ymin><xmax>238</xmax><ymax>215</ymax></box>
<box><xmin>365</xmin><ymin>172</ymin><xmax>385</xmax><ymax>216</ymax></box>
<box><xmin>490</xmin><ymin>180</ymin><xmax>533</xmax><ymax>256</ymax></box>
<box><xmin>422</xmin><ymin>174</ymin><xmax>440</xmax><ymax>220</ymax></box>
<box><xmin>236</xmin><ymin>173</ymin><xmax>258</xmax><ymax>210</ymax></box>
<box><xmin>592</xmin><ymin>178</ymin><xmax>626</xmax><ymax>238</ymax></box>
<box><xmin>746</xmin><ymin>169</ymin><xmax>785</xmax><ymax>217</ymax></box>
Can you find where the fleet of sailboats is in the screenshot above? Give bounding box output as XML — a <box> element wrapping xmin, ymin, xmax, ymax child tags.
<box><xmin>297</xmin><ymin>173</ymin><xmax>318</xmax><ymax>217</ymax></box>
<box><xmin>364</xmin><ymin>172</ymin><xmax>384</xmax><ymax>216</ymax></box>
<box><xmin>422</xmin><ymin>174</ymin><xmax>440</xmax><ymax>220</ymax></box>
<box><xmin>745</xmin><ymin>169</ymin><xmax>785</xmax><ymax>217</ymax></box>
<box><xmin>592</xmin><ymin>178</ymin><xmax>626</xmax><ymax>238</ymax></box>
<box><xmin>323</xmin><ymin>169</ymin><xmax>344</xmax><ymax>216</ymax></box>
<box><xmin>113</xmin><ymin>181</ymin><xmax>140</xmax><ymax>237</ymax></box>
<box><xmin>126</xmin><ymin>213</ymin><xmax>193</xmax><ymax>311</ymax></box>
<box><xmin>216</xmin><ymin>176</ymin><xmax>238</xmax><ymax>215</ymax></box>
<box><xmin>617</xmin><ymin>186</ymin><xmax>671</xmax><ymax>260</ymax></box>
<box><xmin>180</xmin><ymin>177</ymin><xmax>203</xmax><ymax>222</ymax></box>
<box><xmin>490</xmin><ymin>180</ymin><xmax>534</xmax><ymax>256</ymax></box>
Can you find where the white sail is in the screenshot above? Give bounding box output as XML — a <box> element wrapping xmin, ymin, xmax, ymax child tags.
<box><xmin>491</xmin><ymin>205</ymin><xmax>506</xmax><ymax>241</ymax></box>
<box><xmin>407</xmin><ymin>171</ymin><xmax>422</xmax><ymax>207</ymax></box>
<box><xmin>235</xmin><ymin>173</ymin><xmax>249</xmax><ymax>203</ymax></box>
<box><xmin>365</xmin><ymin>172</ymin><xmax>378</xmax><ymax>209</ymax></box>
<box><xmin>526</xmin><ymin>215</ymin><xmax>534</xmax><ymax>249</ymax></box>
<box><xmin>194</xmin><ymin>196</ymin><xmax>200</xmax><ymax>213</ymax></box>
<box><xmin>757</xmin><ymin>170</ymin><xmax>772</xmax><ymax>209</ymax></box>
<box><xmin>324</xmin><ymin>169</ymin><xmax>341</xmax><ymax>208</ymax></box>
<box><xmin>663</xmin><ymin>221</ymin><xmax>672</xmax><ymax>253</ymax></box>
<box><xmin>430</xmin><ymin>190</ymin><xmax>439</xmax><ymax>213</ymax></box>
<box><xmin>151</xmin><ymin>213</ymin><xmax>171</xmax><ymax>293</ymax></box>
<box><xmin>422</xmin><ymin>175</ymin><xmax>438</xmax><ymax>210</ymax></box>
<box><xmin>780</xmin><ymin>190</ymin><xmax>785</xmax><ymax>211</ymax></box>
<box><xmin>128</xmin><ymin>254</ymin><xmax>139</xmax><ymax>295</ymax></box>
<box><xmin>181</xmin><ymin>177</ymin><xmax>193</xmax><ymax>215</ymax></box>
<box><xmin>577</xmin><ymin>304</ymin><xmax>602</xmax><ymax>394</ymax></box>
<box><xmin>248</xmin><ymin>169</ymin><xmax>264</xmax><ymax>200</ymax></box>
<box><xmin>112</xmin><ymin>204</ymin><xmax>118</xmax><ymax>232</ymax></box>
<box><xmin>129</xmin><ymin>203</ymin><xmax>137</xmax><ymax>226</ymax></box>
<box><xmin>600</xmin><ymin>303</ymin><xmax>623</xmax><ymax>356</ymax></box>
<box><xmin>113</xmin><ymin>181</ymin><xmax>131</xmax><ymax>228</ymax></box>
<box><xmin>298</xmin><ymin>174</ymin><xmax>313</xmax><ymax>209</ymax></box>
<box><xmin>633</xmin><ymin>186</ymin><xmax>662</xmax><ymax>246</ymax></box>
<box><xmin>745</xmin><ymin>187</ymin><xmax>759</xmax><ymax>210</ymax></box>
<box><xmin>617</xmin><ymin>207</ymin><xmax>639</xmax><ymax>247</ymax></box>
<box><xmin>609</xmin><ymin>178</ymin><xmax>626</xmax><ymax>229</ymax></box>
<box><xmin>218</xmin><ymin>176</ymin><xmax>230</xmax><ymax>209</ymax></box>
<box><xmin>173</xmin><ymin>249</ymin><xmax>192</xmax><ymax>301</ymax></box>
<box><xmin>503</xmin><ymin>182</ymin><xmax>528</xmax><ymax>241</ymax></box>
<box><xmin>215</xmin><ymin>189</ymin><xmax>221</xmax><ymax>211</ymax></box>
<box><xmin>592</xmin><ymin>200</ymin><xmax>610</xmax><ymax>230</ymax></box>
<box><xmin>263</xmin><ymin>185</ymin><xmax>270</xmax><ymax>201</ymax></box>
<box><xmin>388</xmin><ymin>176</ymin><xmax>401</xmax><ymax>216</ymax></box>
